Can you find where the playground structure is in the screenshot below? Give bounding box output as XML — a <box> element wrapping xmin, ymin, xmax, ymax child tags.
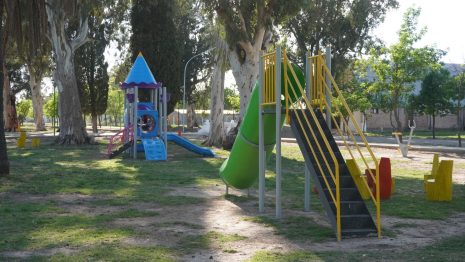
<box><xmin>107</xmin><ymin>53</ymin><xmax>215</xmax><ymax>160</ymax></box>
<box><xmin>219</xmin><ymin>47</ymin><xmax>381</xmax><ymax>241</ymax></box>
<box><xmin>424</xmin><ymin>154</ymin><xmax>454</xmax><ymax>201</ymax></box>
<box><xmin>393</xmin><ymin>120</ymin><xmax>416</xmax><ymax>157</ymax></box>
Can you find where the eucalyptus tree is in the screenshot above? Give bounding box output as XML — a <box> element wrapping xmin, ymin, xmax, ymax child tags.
<box><xmin>205</xmin><ymin>30</ymin><xmax>229</xmax><ymax>147</ymax></box>
<box><xmin>46</xmin><ymin>0</ymin><xmax>129</xmax><ymax>144</ymax></box>
<box><xmin>1</xmin><ymin>0</ymin><xmax>48</xmax><ymax>175</ymax></box>
<box><xmin>0</xmin><ymin>0</ymin><xmax>7</xmax><ymax>176</ymax></box>
<box><xmin>203</xmin><ymin>0</ymin><xmax>303</xmax><ymax>119</ymax></box>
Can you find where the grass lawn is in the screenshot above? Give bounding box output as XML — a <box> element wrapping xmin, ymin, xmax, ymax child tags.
<box><xmin>365</xmin><ymin>129</ymin><xmax>462</xmax><ymax>139</ymax></box>
<box><xmin>1</xmin><ymin>136</ymin><xmax>465</xmax><ymax>261</ymax></box>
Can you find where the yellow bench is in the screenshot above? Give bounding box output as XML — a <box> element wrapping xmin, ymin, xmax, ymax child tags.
<box><xmin>424</xmin><ymin>154</ymin><xmax>453</xmax><ymax>201</ymax></box>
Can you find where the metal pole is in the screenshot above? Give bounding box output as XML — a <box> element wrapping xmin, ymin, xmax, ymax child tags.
<box><xmin>133</xmin><ymin>87</ymin><xmax>138</xmax><ymax>159</ymax></box>
<box><xmin>304</xmin><ymin>52</ymin><xmax>311</xmax><ymax>212</ymax></box>
<box><xmin>183</xmin><ymin>47</ymin><xmax>215</xmax><ymax>133</ymax></box>
<box><xmin>258</xmin><ymin>51</ymin><xmax>265</xmax><ymax>213</ymax></box>
<box><xmin>53</xmin><ymin>85</ymin><xmax>56</xmax><ymax>137</ymax></box>
<box><xmin>325</xmin><ymin>46</ymin><xmax>332</xmax><ymax>128</ymax></box>
<box><xmin>163</xmin><ymin>86</ymin><xmax>168</xmax><ymax>155</ymax></box>
<box><xmin>275</xmin><ymin>47</ymin><xmax>282</xmax><ymax>219</ymax></box>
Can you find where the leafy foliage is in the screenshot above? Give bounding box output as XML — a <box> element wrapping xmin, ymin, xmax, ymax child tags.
<box><xmin>44</xmin><ymin>93</ymin><xmax>59</xmax><ymax>119</ymax></box>
<box><xmin>130</xmin><ymin>0</ymin><xmax>183</xmax><ymax>113</ymax></box>
<box><xmin>16</xmin><ymin>99</ymin><xmax>32</xmax><ymax>124</ymax></box>
<box><xmin>225</xmin><ymin>86</ymin><xmax>240</xmax><ymax>111</ymax></box>
<box><xmin>357</xmin><ymin>7</ymin><xmax>444</xmax><ymax>130</ymax></box>
<box><xmin>105</xmin><ymin>87</ymin><xmax>124</xmax><ymax>125</ymax></box>
<box><xmin>413</xmin><ymin>68</ymin><xmax>453</xmax><ymax>138</ymax></box>
<box><xmin>283</xmin><ymin>0</ymin><xmax>398</xmax><ymax>74</ymax></box>
<box><xmin>75</xmin><ymin>14</ymin><xmax>110</xmax><ymax>119</ymax></box>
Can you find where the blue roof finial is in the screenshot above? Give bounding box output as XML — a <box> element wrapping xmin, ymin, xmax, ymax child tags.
<box><xmin>121</xmin><ymin>52</ymin><xmax>161</xmax><ymax>89</ymax></box>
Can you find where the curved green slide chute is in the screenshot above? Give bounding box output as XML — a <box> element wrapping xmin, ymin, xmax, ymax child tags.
<box><xmin>220</xmin><ymin>63</ymin><xmax>305</xmax><ymax>189</ymax></box>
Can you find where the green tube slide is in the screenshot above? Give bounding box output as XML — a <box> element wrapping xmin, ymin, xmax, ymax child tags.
<box><xmin>219</xmin><ymin>63</ymin><xmax>305</xmax><ymax>189</ymax></box>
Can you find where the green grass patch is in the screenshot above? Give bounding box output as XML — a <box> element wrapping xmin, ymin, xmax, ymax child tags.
<box><xmin>365</xmin><ymin>129</ymin><xmax>460</xmax><ymax>139</ymax></box>
<box><xmin>243</xmin><ymin>216</ymin><xmax>333</xmax><ymax>242</ymax></box>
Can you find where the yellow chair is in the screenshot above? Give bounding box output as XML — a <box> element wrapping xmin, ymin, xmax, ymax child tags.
<box><xmin>31</xmin><ymin>138</ymin><xmax>41</xmax><ymax>148</ymax></box>
<box><xmin>425</xmin><ymin>158</ymin><xmax>453</xmax><ymax>201</ymax></box>
<box><xmin>16</xmin><ymin>131</ymin><xmax>26</xmax><ymax>148</ymax></box>
<box><xmin>346</xmin><ymin>159</ymin><xmax>371</xmax><ymax>200</ymax></box>
<box><xmin>424</xmin><ymin>154</ymin><xmax>439</xmax><ymax>190</ymax></box>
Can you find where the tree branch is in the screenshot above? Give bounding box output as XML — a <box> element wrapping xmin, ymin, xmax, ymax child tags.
<box><xmin>71</xmin><ymin>16</ymin><xmax>89</xmax><ymax>51</ymax></box>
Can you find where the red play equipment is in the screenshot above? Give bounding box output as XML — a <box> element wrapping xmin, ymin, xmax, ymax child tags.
<box><xmin>366</xmin><ymin>157</ymin><xmax>393</xmax><ymax>200</ymax></box>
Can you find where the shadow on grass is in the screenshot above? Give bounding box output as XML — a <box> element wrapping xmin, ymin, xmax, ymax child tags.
<box><xmin>0</xmin><ymin>140</ymin><xmax>224</xmax><ymax>256</ymax></box>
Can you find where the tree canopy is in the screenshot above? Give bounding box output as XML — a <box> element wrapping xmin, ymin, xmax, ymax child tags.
<box><xmin>357</xmin><ymin>7</ymin><xmax>444</xmax><ymax>131</ymax></box>
<box><xmin>130</xmin><ymin>0</ymin><xmax>183</xmax><ymax>113</ymax></box>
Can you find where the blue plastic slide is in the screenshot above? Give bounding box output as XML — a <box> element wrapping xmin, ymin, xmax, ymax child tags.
<box><xmin>167</xmin><ymin>133</ymin><xmax>215</xmax><ymax>157</ymax></box>
<box><xmin>142</xmin><ymin>138</ymin><xmax>167</xmax><ymax>161</ymax></box>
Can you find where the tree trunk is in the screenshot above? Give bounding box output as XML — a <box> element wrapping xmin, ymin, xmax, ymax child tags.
<box><xmin>393</xmin><ymin>107</ymin><xmax>402</xmax><ymax>132</ymax></box>
<box><xmin>91</xmin><ymin>113</ymin><xmax>98</xmax><ymax>133</ymax></box>
<box><xmin>205</xmin><ymin>62</ymin><xmax>225</xmax><ymax>147</ymax></box>
<box><xmin>229</xmin><ymin>45</ymin><xmax>260</xmax><ymax>120</ymax></box>
<box><xmin>186</xmin><ymin>103</ymin><xmax>197</xmax><ymax>129</ymax></box>
<box><xmin>3</xmin><ymin>65</ymin><xmax>18</xmax><ymax>132</ymax></box>
<box><xmin>28</xmin><ymin>68</ymin><xmax>46</xmax><ymax>131</ymax></box>
<box><xmin>432</xmin><ymin>112</ymin><xmax>436</xmax><ymax>139</ymax></box>
<box><xmin>46</xmin><ymin>2</ymin><xmax>90</xmax><ymax>144</ymax></box>
<box><xmin>0</xmin><ymin>1</ymin><xmax>9</xmax><ymax>176</ymax></box>
<box><xmin>458</xmin><ymin>103</ymin><xmax>462</xmax><ymax>147</ymax></box>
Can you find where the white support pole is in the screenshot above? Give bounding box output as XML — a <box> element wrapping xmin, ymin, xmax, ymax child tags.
<box><xmin>325</xmin><ymin>46</ymin><xmax>332</xmax><ymax>129</ymax></box>
<box><xmin>133</xmin><ymin>86</ymin><xmax>138</xmax><ymax>159</ymax></box>
<box><xmin>304</xmin><ymin>52</ymin><xmax>311</xmax><ymax>212</ymax></box>
<box><xmin>258</xmin><ymin>51</ymin><xmax>265</xmax><ymax>213</ymax></box>
<box><xmin>163</xmin><ymin>86</ymin><xmax>168</xmax><ymax>155</ymax></box>
<box><xmin>275</xmin><ymin>47</ymin><xmax>282</xmax><ymax>219</ymax></box>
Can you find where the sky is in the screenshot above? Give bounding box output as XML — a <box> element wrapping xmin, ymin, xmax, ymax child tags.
<box><xmin>373</xmin><ymin>0</ymin><xmax>465</xmax><ymax>64</ymax></box>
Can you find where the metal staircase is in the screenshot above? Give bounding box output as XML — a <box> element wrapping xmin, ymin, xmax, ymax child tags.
<box><xmin>290</xmin><ymin>109</ymin><xmax>377</xmax><ymax>237</ymax></box>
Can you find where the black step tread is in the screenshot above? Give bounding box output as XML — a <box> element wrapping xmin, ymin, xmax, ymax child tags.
<box><xmin>289</xmin><ymin>108</ymin><xmax>377</xmax><ymax>238</ymax></box>
<box><xmin>341</xmin><ymin>214</ymin><xmax>372</xmax><ymax>218</ymax></box>
<box><xmin>341</xmin><ymin>228</ymin><xmax>378</xmax><ymax>235</ymax></box>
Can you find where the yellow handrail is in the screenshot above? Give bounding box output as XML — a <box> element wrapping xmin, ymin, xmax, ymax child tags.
<box><xmin>283</xmin><ymin>52</ymin><xmax>341</xmax><ymax>240</ymax></box>
<box><xmin>260</xmin><ymin>50</ymin><xmax>381</xmax><ymax>240</ymax></box>
<box><xmin>311</xmin><ymin>54</ymin><xmax>381</xmax><ymax>238</ymax></box>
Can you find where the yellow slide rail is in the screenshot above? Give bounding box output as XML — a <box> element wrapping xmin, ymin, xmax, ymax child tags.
<box><xmin>309</xmin><ymin>54</ymin><xmax>381</xmax><ymax>238</ymax></box>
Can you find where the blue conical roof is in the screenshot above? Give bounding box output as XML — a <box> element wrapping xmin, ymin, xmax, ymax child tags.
<box><xmin>121</xmin><ymin>52</ymin><xmax>161</xmax><ymax>89</ymax></box>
